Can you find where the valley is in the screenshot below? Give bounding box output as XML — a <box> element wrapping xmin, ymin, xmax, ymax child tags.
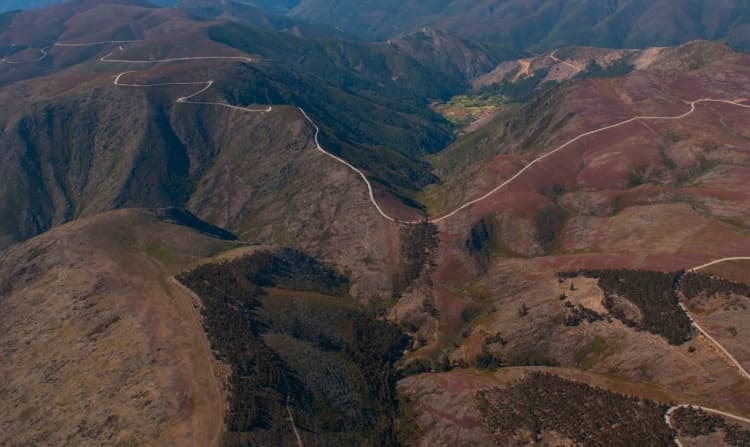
<box><xmin>2</xmin><ymin>1</ymin><xmax>750</xmax><ymax>446</ymax></box>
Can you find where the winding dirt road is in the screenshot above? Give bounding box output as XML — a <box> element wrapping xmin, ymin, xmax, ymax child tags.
<box><xmin>680</xmin><ymin>258</ymin><xmax>750</xmax><ymax>382</ymax></box>
<box><xmin>304</xmin><ymin>96</ymin><xmax>750</xmax><ymax>224</ymax></box>
<box><xmin>41</xmin><ymin>40</ymin><xmax>750</xmax><ymax>444</ymax></box>
<box><xmin>286</xmin><ymin>394</ymin><xmax>304</xmax><ymax>447</ymax></box>
<box><xmin>550</xmin><ymin>50</ymin><xmax>585</xmax><ymax>72</ymax></box>
<box><xmin>16</xmin><ymin>40</ymin><xmax>750</xmax><ymax>226</ymax></box>
<box><xmin>113</xmin><ymin>71</ymin><xmax>272</xmax><ymax>113</ymax></box>
<box><xmin>665</xmin><ymin>258</ymin><xmax>750</xmax><ymax>444</ymax></box>
<box><xmin>691</xmin><ymin>257</ymin><xmax>750</xmax><ymax>273</ymax></box>
<box><xmin>426</xmin><ymin>98</ymin><xmax>750</xmax><ymax>223</ymax></box>
<box><xmin>666</xmin><ymin>404</ymin><xmax>750</xmax><ymax>446</ymax></box>
<box><xmin>0</xmin><ymin>45</ymin><xmax>49</xmax><ymax>64</ymax></box>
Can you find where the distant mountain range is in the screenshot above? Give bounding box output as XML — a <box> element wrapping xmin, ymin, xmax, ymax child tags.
<box><xmin>0</xmin><ymin>0</ymin><xmax>177</xmax><ymax>12</ymax></box>
<box><xmin>0</xmin><ymin>0</ymin><xmax>60</xmax><ymax>11</ymax></box>
<box><xmin>4</xmin><ymin>1</ymin><xmax>750</xmax><ymax>52</ymax></box>
<box><xmin>270</xmin><ymin>0</ymin><xmax>750</xmax><ymax>51</ymax></box>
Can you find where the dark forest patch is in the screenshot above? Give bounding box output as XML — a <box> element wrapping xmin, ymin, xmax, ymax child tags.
<box><xmin>393</xmin><ymin>220</ymin><xmax>438</xmax><ymax>297</ymax></box>
<box><xmin>672</xmin><ymin>406</ymin><xmax>750</xmax><ymax>446</ymax></box>
<box><xmin>560</xmin><ymin>270</ymin><xmax>693</xmax><ymax>345</ymax></box>
<box><xmin>477</xmin><ymin>372</ymin><xmax>672</xmax><ymax>447</ymax></box>
<box><xmin>177</xmin><ymin>248</ymin><xmax>409</xmax><ymax>446</ymax></box>
<box><xmin>681</xmin><ymin>273</ymin><xmax>750</xmax><ymax>301</ymax></box>
<box><xmin>466</xmin><ymin>217</ymin><xmax>494</xmax><ymax>273</ymax></box>
<box><xmin>154</xmin><ymin>208</ymin><xmax>237</xmax><ymax>241</ymax></box>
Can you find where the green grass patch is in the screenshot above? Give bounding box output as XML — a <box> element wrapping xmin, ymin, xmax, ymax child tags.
<box><xmin>575</xmin><ymin>336</ymin><xmax>609</xmax><ymax>369</ymax></box>
<box><xmin>433</xmin><ymin>94</ymin><xmax>506</xmax><ymax>128</ymax></box>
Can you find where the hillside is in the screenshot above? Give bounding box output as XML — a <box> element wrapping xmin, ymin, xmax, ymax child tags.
<box><xmin>0</xmin><ymin>0</ymin><xmax>63</xmax><ymax>12</ymax></box>
<box><xmin>4</xmin><ymin>2</ymin><xmax>750</xmax><ymax>446</ymax></box>
<box><xmin>0</xmin><ymin>2</ymin><xmax>511</xmax><ymax>257</ymax></box>
<box><xmin>0</xmin><ymin>209</ymin><xmax>237</xmax><ymax>446</ymax></box>
<box><xmin>386</xmin><ymin>41</ymin><xmax>750</xmax><ymax>444</ymax></box>
<box><xmin>177</xmin><ymin>249</ymin><xmax>409</xmax><ymax>446</ymax></box>
<box><xmin>0</xmin><ymin>0</ymin><xmax>179</xmax><ymax>13</ymax></box>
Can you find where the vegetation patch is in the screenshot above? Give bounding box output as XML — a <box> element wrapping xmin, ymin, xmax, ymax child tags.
<box><xmin>576</xmin><ymin>59</ymin><xmax>635</xmax><ymax>79</ymax></box>
<box><xmin>177</xmin><ymin>249</ymin><xmax>410</xmax><ymax>446</ymax></box>
<box><xmin>433</xmin><ymin>94</ymin><xmax>505</xmax><ymax>128</ymax></box>
<box><xmin>393</xmin><ymin>221</ymin><xmax>438</xmax><ymax>298</ymax></box>
<box><xmin>155</xmin><ymin>208</ymin><xmax>237</xmax><ymax>241</ymax></box>
<box><xmin>477</xmin><ymin>372</ymin><xmax>672</xmax><ymax>446</ymax></box>
<box><xmin>207</xmin><ymin>22</ymin><xmax>455</xmax><ymax>198</ymax></box>
<box><xmin>465</xmin><ymin>218</ymin><xmax>495</xmax><ymax>273</ymax></box>
<box><xmin>574</xmin><ymin>336</ymin><xmax>609</xmax><ymax>369</ymax></box>
<box><xmin>681</xmin><ymin>273</ymin><xmax>750</xmax><ymax>301</ymax></box>
<box><xmin>536</xmin><ymin>205</ymin><xmax>567</xmax><ymax>254</ymax></box>
<box><xmin>672</xmin><ymin>406</ymin><xmax>750</xmax><ymax>446</ymax></box>
<box><xmin>560</xmin><ymin>270</ymin><xmax>693</xmax><ymax>345</ymax></box>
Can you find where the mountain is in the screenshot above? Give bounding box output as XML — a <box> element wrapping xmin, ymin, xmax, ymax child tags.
<box><xmin>10</xmin><ymin>0</ymin><xmax>750</xmax><ymax>51</ymax></box>
<box><xmin>0</xmin><ymin>0</ymin><xmax>179</xmax><ymax>12</ymax></box>
<box><xmin>256</xmin><ymin>0</ymin><xmax>750</xmax><ymax>51</ymax></box>
<box><xmin>0</xmin><ymin>0</ymin><xmax>62</xmax><ymax>12</ymax></box>
<box><xmin>0</xmin><ymin>1</ymin><xmax>516</xmax><ymax>252</ymax></box>
<box><xmin>4</xmin><ymin>1</ymin><xmax>750</xmax><ymax>446</ymax></box>
<box><xmin>0</xmin><ymin>209</ymin><xmax>237</xmax><ymax>446</ymax></box>
<box><xmin>394</xmin><ymin>40</ymin><xmax>750</xmax><ymax>443</ymax></box>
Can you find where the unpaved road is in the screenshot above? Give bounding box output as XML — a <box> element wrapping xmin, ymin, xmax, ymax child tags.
<box><xmin>685</xmin><ymin>259</ymin><xmax>750</xmax><ymax>382</ymax></box>
<box><xmin>18</xmin><ymin>40</ymin><xmax>750</xmax><ymax>227</ymax></box>
<box><xmin>169</xmin><ymin>277</ymin><xmax>226</xmax><ymax>447</ymax></box>
<box><xmin>666</xmin><ymin>404</ymin><xmax>750</xmax><ymax>446</ymax></box>
<box><xmin>550</xmin><ymin>50</ymin><xmax>585</xmax><ymax>71</ymax></box>
<box><xmin>425</xmin><ymin>98</ymin><xmax>750</xmax><ymax>224</ymax></box>
<box><xmin>39</xmin><ymin>40</ymin><xmax>750</xmax><ymax>445</ymax></box>
<box><xmin>666</xmin><ymin>258</ymin><xmax>750</xmax><ymax>445</ymax></box>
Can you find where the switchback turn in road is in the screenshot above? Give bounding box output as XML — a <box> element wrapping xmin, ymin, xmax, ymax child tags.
<box><xmin>18</xmin><ymin>40</ymin><xmax>750</xmax><ymax>226</ymax></box>
<box><xmin>51</xmin><ymin>40</ymin><xmax>750</xmax><ymax>444</ymax></box>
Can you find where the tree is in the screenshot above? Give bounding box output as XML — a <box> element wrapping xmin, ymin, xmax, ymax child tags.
<box><xmin>519</xmin><ymin>303</ymin><xmax>529</xmax><ymax>317</ymax></box>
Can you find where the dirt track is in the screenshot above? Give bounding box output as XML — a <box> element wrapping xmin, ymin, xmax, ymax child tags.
<box><xmin>45</xmin><ymin>39</ymin><xmax>750</xmax><ymax>444</ymax></box>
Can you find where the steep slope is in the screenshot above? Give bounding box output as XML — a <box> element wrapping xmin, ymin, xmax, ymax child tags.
<box><xmin>0</xmin><ymin>1</ymin><xmax>513</xmax><ymax>305</ymax></box>
<box><xmin>0</xmin><ymin>0</ymin><xmax>65</xmax><ymax>13</ymax></box>
<box><xmin>386</xmin><ymin>43</ymin><xmax>750</xmax><ymax>446</ymax></box>
<box><xmin>177</xmin><ymin>249</ymin><xmax>409</xmax><ymax>446</ymax></box>
<box><xmin>0</xmin><ymin>4</ymin><xmax>421</xmax><ymax>268</ymax></box>
<box><xmin>12</xmin><ymin>0</ymin><xmax>750</xmax><ymax>52</ymax></box>
<box><xmin>0</xmin><ymin>79</ymin><xmax>404</xmax><ymax>300</ymax></box>
<box><xmin>0</xmin><ymin>208</ymin><xmax>415</xmax><ymax>446</ymax></box>
<box><xmin>0</xmin><ymin>208</ymin><xmax>237</xmax><ymax>446</ymax></box>
<box><xmin>0</xmin><ymin>0</ymin><xmax>179</xmax><ymax>13</ymax></box>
